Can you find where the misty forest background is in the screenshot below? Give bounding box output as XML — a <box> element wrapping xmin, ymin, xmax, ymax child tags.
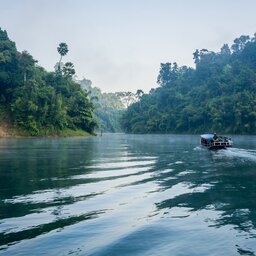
<box><xmin>0</xmin><ymin>27</ymin><xmax>255</xmax><ymax>135</ymax></box>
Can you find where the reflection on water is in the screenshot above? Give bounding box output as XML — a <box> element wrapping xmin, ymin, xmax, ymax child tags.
<box><xmin>0</xmin><ymin>134</ymin><xmax>256</xmax><ymax>255</ymax></box>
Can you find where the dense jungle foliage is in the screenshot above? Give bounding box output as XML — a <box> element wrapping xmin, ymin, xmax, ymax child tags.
<box><xmin>79</xmin><ymin>78</ymin><xmax>125</xmax><ymax>132</ymax></box>
<box><xmin>121</xmin><ymin>34</ymin><xmax>256</xmax><ymax>134</ymax></box>
<box><xmin>78</xmin><ymin>79</ymin><xmax>144</xmax><ymax>133</ymax></box>
<box><xmin>0</xmin><ymin>28</ymin><xmax>96</xmax><ymax>135</ymax></box>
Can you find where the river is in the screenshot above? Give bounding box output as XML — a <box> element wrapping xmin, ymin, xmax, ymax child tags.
<box><xmin>0</xmin><ymin>134</ymin><xmax>256</xmax><ymax>255</ymax></box>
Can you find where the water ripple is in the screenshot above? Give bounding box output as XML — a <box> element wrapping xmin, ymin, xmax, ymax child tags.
<box><xmin>0</xmin><ymin>134</ymin><xmax>256</xmax><ymax>255</ymax></box>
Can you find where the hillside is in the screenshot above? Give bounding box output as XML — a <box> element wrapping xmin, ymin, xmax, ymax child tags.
<box><xmin>0</xmin><ymin>28</ymin><xmax>97</xmax><ymax>136</ymax></box>
<box><xmin>121</xmin><ymin>34</ymin><xmax>256</xmax><ymax>134</ymax></box>
<box><xmin>78</xmin><ymin>78</ymin><xmax>143</xmax><ymax>133</ymax></box>
<box><xmin>78</xmin><ymin>78</ymin><xmax>125</xmax><ymax>132</ymax></box>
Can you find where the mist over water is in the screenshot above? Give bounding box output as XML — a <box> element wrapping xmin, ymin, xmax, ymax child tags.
<box><xmin>0</xmin><ymin>134</ymin><xmax>255</xmax><ymax>255</ymax></box>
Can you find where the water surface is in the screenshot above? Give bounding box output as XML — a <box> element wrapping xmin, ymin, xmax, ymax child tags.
<box><xmin>0</xmin><ymin>134</ymin><xmax>256</xmax><ymax>255</ymax></box>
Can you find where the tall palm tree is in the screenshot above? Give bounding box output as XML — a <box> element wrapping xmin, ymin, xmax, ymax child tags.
<box><xmin>57</xmin><ymin>42</ymin><xmax>68</xmax><ymax>72</ymax></box>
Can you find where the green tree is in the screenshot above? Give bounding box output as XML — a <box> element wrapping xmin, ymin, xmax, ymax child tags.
<box><xmin>220</xmin><ymin>44</ymin><xmax>231</xmax><ymax>56</ymax></box>
<box><xmin>0</xmin><ymin>28</ymin><xmax>97</xmax><ymax>136</ymax></box>
<box><xmin>63</xmin><ymin>62</ymin><xmax>75</xmax><ymax>78</ymax></box>
<box><xmin>121</xmin><ymin>32</ymin><xmax>256</xmax><ymax>135</ymax></box>
<box><xmin>57</xmin><ymin>42</ymin><xmax>68</xmax><ymax>72</ymax></box>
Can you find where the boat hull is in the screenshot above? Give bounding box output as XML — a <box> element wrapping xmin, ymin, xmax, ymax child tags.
<box><xmin>207</xmin><ymin>144</ymin><xmax>232</xmax><ymax>150</ymax></box>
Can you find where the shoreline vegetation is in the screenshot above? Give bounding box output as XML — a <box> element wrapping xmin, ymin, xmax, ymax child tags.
<box><xmin>1</xmin><ymin>27</ymin><xmax>256</xmax><ymax>137</ymax></box>
<box><xmin>0</xmin><ymin>128</ymin><xmax>93</xmax><ymax>138</ymax></box>
<box><xmin>0</xmin><ymin>28</ymin><xmax>97</xmax><ymax>137</ymax></box>
<box><xmin>0</xmin><ymin>123</ymin><xmax>93</xmax><ymax>138</ymax></box>
<box><xmin>121</xmin><ymin>33</ymin><xmax>256</xmax><ymax>135</ymax></box>
<box><xmin>0</xmin><ymin>28</ymin><xmax>126</xmax><ymax>137</ymax></box>
<box><xmin>0</xmin><ymin>108</ymin><xmax>93</xmax><ymax>137</ymax></box>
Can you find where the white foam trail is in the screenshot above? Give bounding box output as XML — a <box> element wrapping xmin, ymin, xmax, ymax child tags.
<box><xmin>193</xmin><ymin>146</ymin><xmax>204</xmax><ymax>151</ymax></box>
<box><xmin>217</xmin><ymin>148</ymin><xmax>256</xmax><ymax>162</ymax></box>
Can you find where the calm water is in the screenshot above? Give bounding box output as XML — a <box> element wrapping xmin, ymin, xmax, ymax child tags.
<box><xmin>0</xmin><ymin>134</ymin><xmax>256</xmax><ymax>255</ymax></box>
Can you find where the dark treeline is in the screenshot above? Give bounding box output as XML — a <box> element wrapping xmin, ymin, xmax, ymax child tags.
<box><xmin>0</xmin><ymin>28</ymin><xmax>97</xmax><ymax>135</ymax></box>
<box><xmin>121</xmin><ymin>34</ymin><xmax>256</xmax><ymax>134</ymax></box>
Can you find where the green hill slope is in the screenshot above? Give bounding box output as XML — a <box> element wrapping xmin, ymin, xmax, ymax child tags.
<box><xmin>0</xmin><ymin>28</ymin><xmax>96</xmax><ymax>136</ymax></box>
<box><xmin>121</xmin><ymin>34</ymin><xmax>256</xmax><ymax>134</ymax></box>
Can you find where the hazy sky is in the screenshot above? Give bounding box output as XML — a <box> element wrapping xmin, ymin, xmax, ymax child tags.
<box><xmin>1</xmin><ymin>0</ymin><xmax>256</xmax><ymax>93</ymax></box>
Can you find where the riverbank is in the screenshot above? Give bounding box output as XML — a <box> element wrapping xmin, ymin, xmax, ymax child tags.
<box><xmin>0</xmin><ymin>106</ymin><xmax>94</xmax><ymax>138</ymax></box>
<box><xmin>0</xmin><ymin>124</ymin><xmax>93</xmax><ymax>138</ymax></box>
<box><xmin>0</xmin><ymin>114</ymin><xmax>92</xmax><ymax>138</ymax></box>
<box><xmin>0</xmin><ymin>108</ymin><xmax>16</xmax><ymax>137</ymax></box>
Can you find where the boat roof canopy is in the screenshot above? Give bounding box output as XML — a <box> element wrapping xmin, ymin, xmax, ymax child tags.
<box><xmin>200</xmin><ymin>134</ymin><xmax>214</xmax><ymax>140</ymax></box>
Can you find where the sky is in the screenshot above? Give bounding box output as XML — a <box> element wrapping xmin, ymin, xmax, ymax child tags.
<box><xmin>1</xmin><ymin>0</ymin><xmax>256</xmax><ymax>93</ymax></box>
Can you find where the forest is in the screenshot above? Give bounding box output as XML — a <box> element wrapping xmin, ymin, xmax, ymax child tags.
<box><xmin>0</xmin><ymin>28</ymin><xmax>135</xmax><ymax>135</ymax></box>
<box><xmin>78</xmin><ymin>78</ymin><xmax>125</xmax><ymax>132</ymax></box>
<box><xmin>1</xmin><ymin>27</ymin><xmax>256</xmax><ymax>136</ymax></box>
<box><xmin>0</xmin><ymin>28</ymin><xmax>97</xmax><ymax>135</ymax></box>
<box><xmin>121</xmin><ymin>34</ymin><xmax>256</xmax><ymax>134</ymax></box>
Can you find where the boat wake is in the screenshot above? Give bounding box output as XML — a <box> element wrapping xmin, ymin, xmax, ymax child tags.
<box><xmin>216</xmin><ymin>147</ymin><xmax>256</xmax><ymax>162</ymax></box>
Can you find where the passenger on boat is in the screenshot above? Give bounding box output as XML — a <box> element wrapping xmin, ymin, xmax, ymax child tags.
<box><xmin>213</xmin><ymin>133</ymin><xmax>218</xmax><ymax>141</ymax></box>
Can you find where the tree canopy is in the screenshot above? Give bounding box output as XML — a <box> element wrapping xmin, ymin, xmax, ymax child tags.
<box><xmin>78</xmin><ymin>78</ymin><xmax>125</xmax><ymax>132</ymax></box>
<box><xmin>0</xmin><ymin>28</ymin><xmax>97</xmax><ymax>135</ymax></box>
<box><xmin>121</xmin><ymin>34</ymin><xmax>256</xmax><ymax>134</ymax></box>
